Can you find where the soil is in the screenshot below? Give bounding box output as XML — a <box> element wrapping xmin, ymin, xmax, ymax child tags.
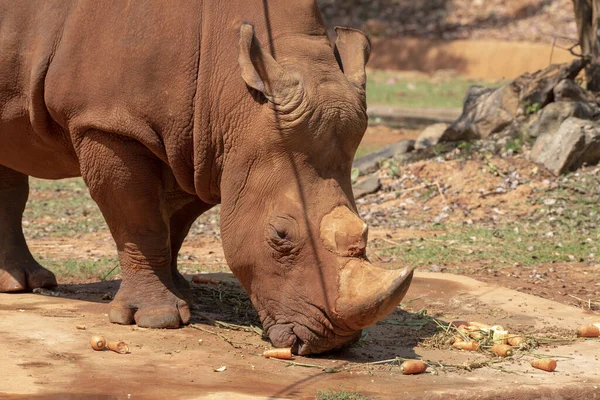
<box><xmin>2</xmin><ymin>272</ymin><xmax>599</xmax><ymax>399</ymax></box>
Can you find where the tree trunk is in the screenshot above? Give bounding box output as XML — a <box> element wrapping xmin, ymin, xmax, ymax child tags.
<box><xmin>573</xmin><ymin>0</ymin><xmax>600</xmax><ymax>92</ymax></box>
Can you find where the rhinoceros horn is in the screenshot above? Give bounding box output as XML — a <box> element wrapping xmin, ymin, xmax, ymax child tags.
<box><xmin>320</xmin><ymin>206</ymin><xmax>414</xmax><ymax>331</ymax></box>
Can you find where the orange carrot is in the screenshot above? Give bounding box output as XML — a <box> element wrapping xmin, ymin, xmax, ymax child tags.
<box><xmin>469</xmin><ymin>331</ymin><xmax>484</xmax><ymax>340</ymax></box>
<box><xmin>452</xmin><ymin>340</ymin><xmax>479</xmax><ymax>351</ymax></box>
<box><xmin>453</xmin><ymin>335</ymin><xmax>465</xmax><ymax>344</ymax></box>
<box><xmin>491</xmin><ymin>344</ymin><xmax>513</xmax><ymax>357</ymax></box>
<box><xmin>531</xmin><ymin>358</ymin><xmax>557</xmax><ymax>372</ymax></box>
<box><xmin>450</xmin><ymin>320</ymin><xmax>468</xmax><ymax>329</ymax></box>
<box><xmin>107</xmin><ymin>341</ymin><xmax>130</xmax><ymax>354</ymax></box>
<box><xmin>90</xmin><ymin>335</ymin><xmax>106</xmax><ymax>351</ymax></box>
<box><xmin>468</xmin><ymin>321</ymin><xmax>491</xmax><ymax>329</ymax></box>
<box><xmin>400</xmin><ymin>360</ymin><xmax>428</xmax><ymax>375</ymax></box>
<box><xmin>507</xmin><ymin>336</ymin><xmax>524</xmax><ymax>346</ymax></box>
<box><xmin>263</xmin><ymin>348</ymin><xmax>293</xmax><ymax>360</ymax></box>
<box><xmin>577</xmin><ymin>325</ymin><xmax>600</xmax><ymax>338</ymax></box>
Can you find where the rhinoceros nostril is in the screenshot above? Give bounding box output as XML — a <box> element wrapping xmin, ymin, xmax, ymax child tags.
<box><xmin>291</xmin><ymin>337</ymin><xmax>304</xmax><ymax>355</ymax></box>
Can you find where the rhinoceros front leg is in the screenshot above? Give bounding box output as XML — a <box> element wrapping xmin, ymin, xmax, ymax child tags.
<box><xmin>166</xmin><ymin>190</ymin><xmax>212</xmax><ymax>302</ymax></box>
<box><xmin>0</xmin><ymin>165</ymin><xmax>57</xmax><ymax>292</ymax></box>
<box><xmin>77</xmin><ymin>131</ymin><xmax>189</xmax><ymax>328</ymax></box>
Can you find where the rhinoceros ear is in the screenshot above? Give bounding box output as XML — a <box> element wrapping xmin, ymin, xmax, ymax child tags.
<box><xmin>334</xmin><ymin>27</ymin><xmax>371</xmax><ymax>92</ymax></box>
<box><xmin>238</xmin><ymin>23</ymin><xmax>301</xmax><ymax>105</ymax></box>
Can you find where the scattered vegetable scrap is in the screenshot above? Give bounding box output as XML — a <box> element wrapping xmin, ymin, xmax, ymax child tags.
<box><xmin>107</xmin><ymin>341</ymin><xmax>130</xmax><ymax>354</ymax></box>
<box><xmin>263</xmin><ymin>348</ymin><xmax>293</xmax><ymax>360</ymax></box>
<box><xmin>450</xmin><ymin>321</ymin><xmax>468</xmax><ymax>328</ymax></box>
<box><xmin>491</xmin><ymin>326</ymin><xmax>508</xmax><ymax>344</ymax></box>
<box><xmin>507</xmin><ymin>336</ymin><xmax>524</xmax><ymax>347</ymax></box>
<box><xmin>76</xmin><ymin>325</ymin><xmax>86</xmax><ymax>330</ymax></box>
<box><xmin>452</xmin><ymin>340</ymin><xmax>479</xmax><ymax>351</ymax></box>
<box><xmin>577</xmin><ymin>325</ymin><xmax>600</xmax><ymax>338</ymax></box>
<box><xmin>531</xmin><ymin>359</ymin><xmax>557</xmax><ymax>372</ymax></box>
<box><xmin>491</xmin><ymin>344</ymin><xmax>513</xmax><ymax>358</ymax></box>
<box><xmin>400</xmin><ymin>360</ymin><xmax>428</xmax><ymax>375</ymax></box>
<box><xmin>89</xmin><ymin>335</ymin><xmax>129</xmax><ymax>354</ymax></box>
<box><xmin>90</xmin><ymin>335</ymin><xmax>106</xmax><ymax>351</ymax></box>
<box><xmin>214</xmin><ymin>366</ymin><xmax>227</xmax><ymax>372</ymax></box>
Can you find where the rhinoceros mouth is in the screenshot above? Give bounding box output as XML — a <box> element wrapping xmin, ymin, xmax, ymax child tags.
<box><xmin>260</xmin><ymin>309</ymin><xmax>361</xmax><ymax>355</ymax></box>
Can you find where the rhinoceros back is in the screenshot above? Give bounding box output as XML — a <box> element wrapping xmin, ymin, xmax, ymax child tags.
<box><xmin>0</xmin><ymin>1</ymin><xmax>204</xmax><ymax>181</ymax></box>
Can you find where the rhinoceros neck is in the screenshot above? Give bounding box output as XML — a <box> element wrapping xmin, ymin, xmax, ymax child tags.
<box><xmin>191</xmin><ymin>0</ymin><xmax>331</xmax><ymax>205</ymax></box>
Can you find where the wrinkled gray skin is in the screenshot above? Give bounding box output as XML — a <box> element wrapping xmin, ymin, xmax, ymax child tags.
<box><xmin>0</xmin><ymin>0</ymin><xmax>413</xmax><ymax>355</ymax></box>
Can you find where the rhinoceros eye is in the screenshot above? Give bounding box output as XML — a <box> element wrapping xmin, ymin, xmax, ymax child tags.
<box><xmin>267</xmin><ymin>217</ymin><xmax>298</xmax><ymax>254</ymax></box>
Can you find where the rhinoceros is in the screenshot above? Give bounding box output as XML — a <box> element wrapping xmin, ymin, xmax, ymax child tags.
<box><xmin>0</xmin><ymin>0</ymin><xmax>413</xmax><ymax>354</ymax></box>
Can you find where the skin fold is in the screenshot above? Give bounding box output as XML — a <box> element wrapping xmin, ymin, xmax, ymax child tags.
<box><xmin>0</xmin><ymin>0</ymin><xmax>413</xmax><ymax>354</ymax></box>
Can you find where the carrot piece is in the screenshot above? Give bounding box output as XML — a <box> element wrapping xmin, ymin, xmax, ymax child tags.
<box><xmin>531</xmin><ymin>358</ymin><xmax>557</xmax><ymax>372</ymax></box>
<box><xmin>507</xmin><ymin>336</ymin><xmax>524</xmax><ymax>346</ymax></box>
<box><xmin>400</xmin><ymin>360</ymin><xmax>428</xmax><ymax>375</ymax></box>
<box><xmin>452</xmin><ymin>340</ymin><xmax>479</xmax><ymax>351</ymax></box>
<box><xmin>450</xmin><ymin>320</ymin><xmax>468</xmax><ymax>328</ymax></box>
<box><xmin>263</xmin><ymin>348</ymin><xmax>293</xmax><ymax>360</ymax></box>
<box><xmin>577</xmin><ymin>325</ymin><xmax>600</xmax><ymax>338</ymax></box>
<box><xmin>453</xmin><ymin>335</ymin><xmax>465</xmax><ymax>344</ymax></box>
<box><xmin>468</xmin><ymin>321</ymin><xmax>491</xmax><ymax>329</ymax></box>
<box><xmin>469</xmin><ymin>331</ymin><xmax>484</xmax><ymax>340</ymax></box>
<box><xmin>89</xmin><ymin>335</ymin><xmax>106</xmax><ymax>351</ymax></box>
<box><xmin>107</xmin><ymin>341</ymin><xmax>130</xmax><ymax>354</ymax></box>
<box><xmin>491</xmin><ymin>344</ymin><xmax>513</xmax><ymax>357</ymax></box>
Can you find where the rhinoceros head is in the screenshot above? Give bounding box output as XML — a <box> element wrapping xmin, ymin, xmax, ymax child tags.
<box><xmin>218</xmin><ymin>24</ymin><xmax>413</xmax><ymax>355</ymax></box>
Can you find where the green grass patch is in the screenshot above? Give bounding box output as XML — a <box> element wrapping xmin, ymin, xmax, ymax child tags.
<box><xmin>316</xmin><ymin>390</ymin><xmax>370</xmax><ymax>400</ymax></box>
<box><xmin>381</xmin><ymin>224</ymin><xmax>592</xmax><ymax>267</ymax></box>
<box><xmin>367</xmin><ymin>70</ymin><xmax>498</xmax><ymax>109</ymax></box>
<box><xmin>377</xmin><ymin>176</ymin><xmax>600</xmax><ymax>268</ymax></box>
<box><xmin>38</xmin><ymin>257</ymin><xmax>120</xmax><ymax>282</ymax></box>
<box><xmin>24</xmin><ymin>178</ymin><xmax>106</xmax><ymax>238</ymax></box>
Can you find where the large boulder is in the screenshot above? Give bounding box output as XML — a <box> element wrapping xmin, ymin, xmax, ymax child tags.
<box><xmin>414</xmin><ymin>123</ymin><xmax>450</xmax><ymax>150</ymax></box>
<box><xmin>527</xmin><ymin>101</ymin><xmax>600</xmax><ymax>140</ymax></box>
<box><xmin>553</xmin><ymin>79</ymin><xmax>598</xmax><ymax>103</ymax></box>
<box><xmin>353</xmin><ymin>140</ymin><xmax>415</xmax><ymax>175</ymax></box>
<box><xmin>441</xmin><ymin>83</ymin><xmax>520</xmax><ymax>142</ymax></box>
<box><xmin>514</xmin><ymin>59</ymin><xmax>587</xmax><ymax>107</ymax></box>
<box><xmin>353</xmin><ymin>176</ymin><xmax>381</xmax><ymax>199</ymax></box>
<box><xmin>531</xmin><ymin>117</ymin><xmax>600</xmax><ymax>175</ymax></box>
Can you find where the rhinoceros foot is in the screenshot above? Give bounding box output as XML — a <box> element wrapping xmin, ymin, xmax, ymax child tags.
<box><xmin>0</xmin><ymin>261</ymin><xmax>57</xmax><ymax>293</ymax></box>
<box><xmin>172</xmin><ymin>270</ymin><xmax>193</xmax><ymax>304</ymax></box>
<box><xmin>109</xmin><ymin>284</ymin><xmax>191</xmax><ymax>329</ymax></box>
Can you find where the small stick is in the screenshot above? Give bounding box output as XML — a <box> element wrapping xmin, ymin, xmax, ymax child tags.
<box><xmin>435</xmin><ymin>181</ymin><xmax>447</xmax><ymax>203</ymax></box>
<box><xmin>266</xmin><ymin>357</ymin><xmax>324</xmax><ymax>370</ymax></box>
<box><xmin>366</xmin><ymin>356</ymin><xmax>409</xmax><ymax>365</ymax></box>
<box><xmin>549</xmin><ymin>36</ymin><xmax>557</xmax><ymax>65</ymax></box>
<box><xmin>190</xmin><ymin>324</ymin><xmax>242</xmax><ymax>348</ymax></box>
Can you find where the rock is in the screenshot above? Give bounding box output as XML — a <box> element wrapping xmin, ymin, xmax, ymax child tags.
<box><xmin>353</xmin><ymin>176</ymin><xmax>381</xmax><ymax>199</ymax></box>
<box><xmin>514</xmin><ymin>59</ymin><xmax>588</xmax><ymax>107</ymax></box>
<box><xmin>414</xmin><ymin>123</ymin><xmax>449</xmax><ymax>150</ymax></box>
<box><xmin>441</xmin><ymin>83</ymin><xmax>520</xmax><ymax>141</ymax></box>
<box><xmin>527</xmin><ymin>101</ymin><xmax>600</xmax><ymax>140</ymax></box>
<box><xmin>531</xmin><ymin>117</ymin><xmax>600</xmax><ymax>175</ymax></box>
<box><xmin>353</xmin><ymin>140</ymin><xmax>415</xmax><ymax>175</ymax></box>
<box><xmin>553</xmin><ymin>79</ymin><xmax>598</xmax><ymax>103</ymax></box>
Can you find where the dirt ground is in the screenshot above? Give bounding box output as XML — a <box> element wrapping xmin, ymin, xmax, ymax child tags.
<box><xmin>2</xmin><ymin>272</ymin><xmax>600</xmax><ymax>400</ymax></box>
